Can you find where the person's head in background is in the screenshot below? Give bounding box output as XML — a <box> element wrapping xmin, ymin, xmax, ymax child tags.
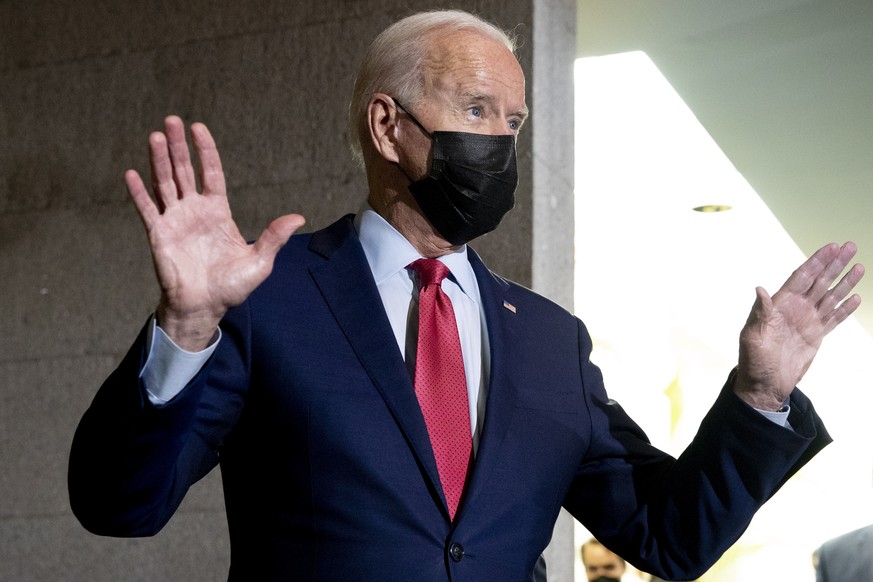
<box><xmin>581</xmin><ymin>537</ymin><xmax>627</xmax><ymax>582</ymax></box>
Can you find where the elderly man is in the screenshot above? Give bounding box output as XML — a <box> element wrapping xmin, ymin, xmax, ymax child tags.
<box><xmin>69</xmin><ymin>9</ymin><xmax>863</xmax><ymax>581</ymax></box>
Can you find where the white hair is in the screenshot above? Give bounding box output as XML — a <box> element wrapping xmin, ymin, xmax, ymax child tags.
<box><xmin>347</xmin><ymin>10</ymin><xmax>517</xmax><ymax>166</ymax></box>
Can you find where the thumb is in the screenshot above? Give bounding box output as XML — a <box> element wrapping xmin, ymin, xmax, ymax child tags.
<box><xmin>745</xmin><ymin>286</ymin><xmax>773</xmax><ymax>328</ymax></box>
<box><xmin>754</xmin><ymin>286</ymin><xmax>773</xmax><ymax>312</ymax></box>
<box><xmin>253</xmin><ymin>213</ymin><xmax>306</xmax><ymax>258</ymax></box>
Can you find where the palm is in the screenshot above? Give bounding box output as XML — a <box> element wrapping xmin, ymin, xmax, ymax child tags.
<box><xmin>736</xmin><ymin>242</ymin><xmax>864</xmax><ymax>409</ymax></box>
<box><xmin>127</xmin><ymin>116</ymin><xmax>304</xmax><ymax>349</ymax></box>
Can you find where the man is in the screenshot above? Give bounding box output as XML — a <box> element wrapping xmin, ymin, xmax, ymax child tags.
<box><xmin>815</xmin><ymin>524</ymin><xmax>873</xmax><ymax>581</ymax></box>
<box><xmin>815</xmin><ymin>468</ymin><xmax>873</xmax><ymax>582</ymax></box>
<box><xmin>69</xmin><ymin>9</ymin><xmax>864</xmax><ymax>581</ymax></box>
<box><xmin>581</xmin><ymin>538</ymin><xmax>626</xmax><ymax>582</ymax></box>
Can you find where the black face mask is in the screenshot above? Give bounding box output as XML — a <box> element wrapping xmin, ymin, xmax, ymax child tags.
<box><xmin>589</xmin><ymin>577</ymin><xmax>621</xmax><ymax>582</ymax></box>
<box><xmin>393</xmin><ymin>98</ymin><xmax>518</xmax><ymax>246</ymax></box>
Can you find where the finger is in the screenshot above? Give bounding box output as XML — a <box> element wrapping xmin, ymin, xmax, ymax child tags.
<box><xmin>824</xmin><ymin>292</ymin><xmax>862</xmax><ymax>334</ymax></box>
<box><xmin>805</xmin><ymin>241</ymin><xmax>859</xmax><ymax>302</ymax></box>
<box><xmin>777</xmin><ymin>242</ymin><xmax>845</xmax><ymax>299</ymax></box>
<box><xmin>164</xmin><ymin>115</ymin><xmax>198</xmax><ymax>196</ymax></box>
<box><xmin>125</xmin><ymin>169</ymin><xmax>160</xmax><ymax>228</ymax></box>
<box><xmin>818</xmin><ymin>262</ymin><xmax>865</xmax><ymax>314</ymax></box>
<box><xmin>190</xmin><ymin>122</ymin><xmax>226</xmax><ymax>198</ymax></box>
<box><xmin>252</xmin><ymin>214</ymin><xmax>306</xmax><ymax>260</ymax></box>
<box><xmin>822</xmin><ymin>260</ymin><xmax>864</xmax><ymax>305</ymax></box>
<box><xmin>148</xmin><ymin>131</ymin><xmax>179</xmax><ymax>210</ymax></box>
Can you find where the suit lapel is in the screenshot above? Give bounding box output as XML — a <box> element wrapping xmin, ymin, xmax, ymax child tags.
<box><xmin>307</xmin><ymin>217</ymin><xmax>446</xmax><ymax>511</ymax></box>
<box><xmin>460</xmin><ymin>249</ymin><xmax>524</xmax><ymax>512</ymax></box>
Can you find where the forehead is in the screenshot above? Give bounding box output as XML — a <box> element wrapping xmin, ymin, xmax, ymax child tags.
<box><xmin>422</xmin><ymin>29</ymin><xmax>526</xmax><ymax>106</ymax></box>
<box><xmin>583</xmin><ymin>545</ymin><xmax>620</xmax><ymax>565</ymax></box>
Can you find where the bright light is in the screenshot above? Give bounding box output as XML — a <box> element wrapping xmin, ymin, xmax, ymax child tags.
<box><xmin>573</xmin><ymin>51</ymin><xmax>873</xmax><ymax>582</ymax></box>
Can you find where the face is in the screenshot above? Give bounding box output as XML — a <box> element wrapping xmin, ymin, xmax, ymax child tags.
<box><xmin>582</xmin><ymin>544</ymin><xmax>626</xmax><ymax>581</ymax></box>
<box><xmin>397</xmin><ymin>29</ymin><xmax>528</xmax><ymax>178</ymax></box>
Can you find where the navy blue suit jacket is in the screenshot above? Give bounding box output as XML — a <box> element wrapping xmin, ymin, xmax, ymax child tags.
<box><xmin>70</xmin><ymin>215</ymin><xmax>830</xmax><ymax>581</ymax></box>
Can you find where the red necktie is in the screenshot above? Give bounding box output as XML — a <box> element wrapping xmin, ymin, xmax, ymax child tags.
<box><xmin>408</xmin><ymin>258</ymin><xmax>472</xmax><ymax>520</ymax></box>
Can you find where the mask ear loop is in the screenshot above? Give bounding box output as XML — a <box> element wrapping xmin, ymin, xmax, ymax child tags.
<box><xmin>391</xmin><ymin>97</ymin><xmax>433</xmax><ymax>138</ymax></box>
<box><xmin>390</xmin><ymin>97</ymin><xmax>433</xmax><ymax>184</ymax></box>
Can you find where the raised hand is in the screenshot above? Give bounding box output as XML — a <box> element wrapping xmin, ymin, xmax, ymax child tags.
<box><xmin>126</xmin><ymin>116</ymin><xmax>305</xmax><ymax>350</ymax></box>
<box><xmin>735</xmin><ymin>242</ymin><xmax>864</xmax><ymax>411</ymax></box>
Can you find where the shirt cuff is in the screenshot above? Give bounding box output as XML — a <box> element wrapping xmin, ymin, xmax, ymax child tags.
<box><xmin>755</xmin><ymin>404</ymin><xmax>791</xmax><ymax>428</ymax></box>
<box><xmin>141</xmin><ymin>316</ymin><xmax>221</xmax><ymax>405</ymax></box>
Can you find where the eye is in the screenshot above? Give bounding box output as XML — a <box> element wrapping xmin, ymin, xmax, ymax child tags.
<box><xmin>508</xmin><ymin>119</ymin><xmax>519</xmax><ymax>131</ymax></box>
<box><xmin>470</xmin><ymin>106</ymin><xmax>482</xmax><ymax>118</ymax></box>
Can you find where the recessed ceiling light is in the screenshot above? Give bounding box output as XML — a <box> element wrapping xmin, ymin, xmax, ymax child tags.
<box><xmin>693</xmin><ymin>204</ymin><xmax>732</xmax><ymax>213</ymax></box>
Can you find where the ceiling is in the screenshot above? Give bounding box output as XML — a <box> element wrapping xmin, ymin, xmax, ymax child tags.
<box><xmin>576</xmin><ymin>0</ymin><xmax>873</xmax><ymax>334</ymax></box>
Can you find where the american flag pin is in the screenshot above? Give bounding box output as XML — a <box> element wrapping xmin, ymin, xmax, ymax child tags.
<box><xmin>503</xmin><ymin>300</ymin><xmax>516</xmax><ymax>313</ymax></box>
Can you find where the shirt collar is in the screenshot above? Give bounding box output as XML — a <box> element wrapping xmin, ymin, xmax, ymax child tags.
<box><xmin>355</xmin><ymin>203</ymin><xmax>477</xmax><ymax>296</ymax></box>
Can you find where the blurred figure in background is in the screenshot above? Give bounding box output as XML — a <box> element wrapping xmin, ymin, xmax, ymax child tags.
<box><xmin>581</xmin><ymin>537</ymin><xmax>627</xmax><ymax>582</ymax></box>
<box><xmin>816</xmin><ymin>466</ymin><xmax>873</xmax><ymax>582</ymax></box>
<box><xmin>815</xmin><ymin>523</ymin><xmax>873</xmax><ymax>581</ymax></box>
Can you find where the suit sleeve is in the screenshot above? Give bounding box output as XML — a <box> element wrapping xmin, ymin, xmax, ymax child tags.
<box><xmin>563</xmin><ymin>319</ymin><xmax>830</xmax><ymax>580</ymax></box>
<box><xmin>68</xmin><ymin>305</ymin><xmax>252</xmax><ymax>537</ymax></box>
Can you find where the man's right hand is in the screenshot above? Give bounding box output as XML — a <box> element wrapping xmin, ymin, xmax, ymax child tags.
<box><xmin>126</xmin><ymin>115</ymin><xmax>305</xmax><ymax>351</ymax></box>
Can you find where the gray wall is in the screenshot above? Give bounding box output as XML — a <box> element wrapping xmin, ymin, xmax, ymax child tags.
<box><xmin>0</xmin><ymin>0</ymin><xmax>575</xmax><ymax>579</ymax></box>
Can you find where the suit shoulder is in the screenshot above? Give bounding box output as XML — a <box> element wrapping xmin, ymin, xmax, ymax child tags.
<box><xmin>823</xmin><ymin>523</ymin><xmax>873</xmax><ymax>549</ymax></box>
<box><xmin>273</xmin><ymin>213</ymin><xmax>357</xmax><ymax>268</ymax></box>
<box><xmin>485</xmin><ymin>269</ymin><xmax>577</xmax><ymax>323</ymax></box>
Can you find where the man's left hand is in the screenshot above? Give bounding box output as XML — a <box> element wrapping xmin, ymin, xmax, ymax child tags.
<box><xmin>735</xmin><ymin>242</ymin><xmax>864</xmax><ymax>411</ymax></box>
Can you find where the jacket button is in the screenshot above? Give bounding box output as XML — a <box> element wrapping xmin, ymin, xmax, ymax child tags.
<box><xmin>449</xmin><ymin>542</ymin><xmax>465</xmax><ymax>562</ymax></box>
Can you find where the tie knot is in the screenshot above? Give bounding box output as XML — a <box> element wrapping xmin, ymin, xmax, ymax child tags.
<box><xmin>409</xmin><ymin>258</ymin><xmax>450</xmax><ymax>288</ymax></box>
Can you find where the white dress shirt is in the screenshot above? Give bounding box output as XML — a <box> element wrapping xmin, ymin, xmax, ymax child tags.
<box><xmin>355</xmin><ymin>206</ymin><xmax>490</xmax><ymax>450</ymax></box>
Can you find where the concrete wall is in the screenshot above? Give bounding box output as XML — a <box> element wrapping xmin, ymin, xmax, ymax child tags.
<box><xmin>0</xmin><ymin>0</ymin><xmax>575</xmax><ymax>579</ymax></box>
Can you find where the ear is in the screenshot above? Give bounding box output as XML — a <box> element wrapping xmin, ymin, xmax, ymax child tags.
<box><xmin>366</xmin><ymin>93</ymin><xmax>401</xmax><ymax>164</ymax></box>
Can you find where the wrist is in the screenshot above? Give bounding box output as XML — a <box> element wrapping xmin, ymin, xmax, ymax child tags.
<box><xmin>734</xmin><ymin>389</ymin><xmax>787</xmax><ymax>412</ymax></box>
<box><xmin>732</xmin><ymin>369</ymin><xmax>789</xmax><ymax>412</ymax></box>
<box><xmin>155</xmin><ymin>303</ymin><xmax>223</xmax><ymax>352</ymax></box>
